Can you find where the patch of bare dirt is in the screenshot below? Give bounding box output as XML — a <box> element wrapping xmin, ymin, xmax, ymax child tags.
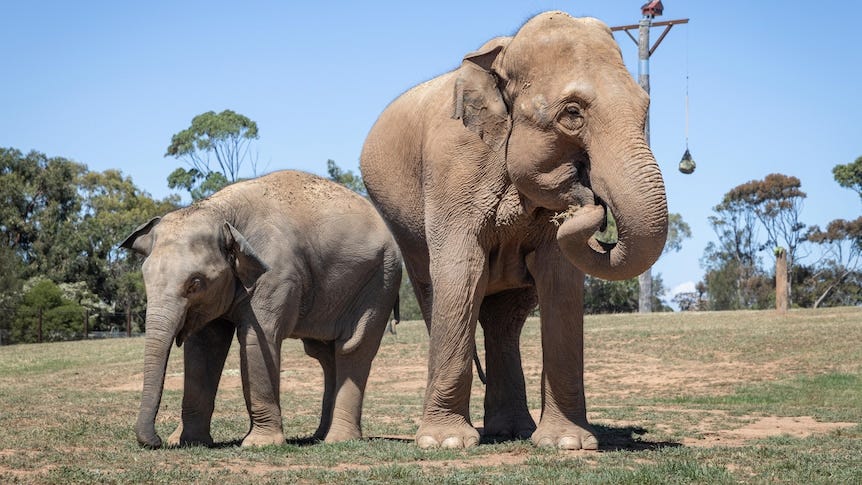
<box><xmin>584</xmin><ymin>355</ymin><xmax>801</xmax><ymax>400</ymax></box>
<box><xmin>684</xmin><ymin>416</ymin><xmax>857</xmax><ymax>448</ymax></box>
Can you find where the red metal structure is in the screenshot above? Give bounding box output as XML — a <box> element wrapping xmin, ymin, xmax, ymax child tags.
<box><xmin>641</xmin><ymin>1</ymin><xmax>664</xmax><ymax>17</ymax></box>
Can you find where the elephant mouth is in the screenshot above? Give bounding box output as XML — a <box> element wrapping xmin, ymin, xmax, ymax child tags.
<box><xmin>551</xmin><ymin>199</ymin><xmax>618</xmax><ymax>251</ymax></box>
<box><xmin>174</xmin><ymin>310</ymin><xmax>197</xmax><ymax>347</ymax></box>
<box><xmin>175</xmin><ymin>327</ymin><xmax>187</xmax><ymax>347</ymax></box>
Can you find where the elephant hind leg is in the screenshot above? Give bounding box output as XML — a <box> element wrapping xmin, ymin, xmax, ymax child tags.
<box><xmin>479</xmin><ymin>288</ymin><xmax>538</xmax><ymax>441</ymax></box>
<box><xmin>302</xmin><ymin>339</ymin><xmax>336</xmax><ymax>441</ymax></box>
<box><xmin>325</xmin><ymin>278</ymin><xmax>396</xmax><ymax>443</ymax></box>
<box><xmin>325</xmin><ymin>349</ymin><xmax>374</xmax><ymax>443</ymax></box>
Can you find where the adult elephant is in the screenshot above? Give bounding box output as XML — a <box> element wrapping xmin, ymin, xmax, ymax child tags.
<box><xmin>360</xmin><ymin>12</ymin><xmax>667</xmax><ymax>450</ymax></box>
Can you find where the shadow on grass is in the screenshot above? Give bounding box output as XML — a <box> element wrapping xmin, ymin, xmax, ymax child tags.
<box><xmin>477</xmin><ymin>424</ymin><xmax>681</xmax><ymax>452</ymax></box>
<box><xmin>210</xmin><ymin>426</ymin><xmax>679</xmax><ymax>451</ymax></box>
<box><xmin>210</xmin><ymin>436</ymin><xmax>320</xmax><ymax>448</ymax></box>
<box><xmin>211</xmin><ymin>435</ymin><xmax>415</xmax><ymax>448</ymax></box>
<box><xmin>593</xmin><ymin>424</ymin><xmax>681</xmax><ymax>452</ymax></box>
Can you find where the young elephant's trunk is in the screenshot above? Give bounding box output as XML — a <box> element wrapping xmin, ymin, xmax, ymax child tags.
<box><xmin>135</xmin><ymin>305</ymin><xmax>183</xmax><ymax>448</ymax></box>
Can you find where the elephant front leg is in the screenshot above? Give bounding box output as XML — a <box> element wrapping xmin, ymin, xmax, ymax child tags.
<box><xmin>237</xmin><ymin>313</ymin><xmax>286</xmax><ymax>447</ymax></box>
<box><xmin>479</xmin><ymin>288</ymin><xmax>537</xmax><ymax>441</ymax></box>
<box><xmin>526</xmin><ymin>246</ymin><xmax>598</xmax><ymax>450</ymax></box>
<box><xmin>167</xmin><ymin>318</ymin><xmax>234</xmax><ymax>447</ymax></box>
<box><xmin>416</xmin><ymin>237</ymin><xmax>488</xmax><ymax>449</ymax></box>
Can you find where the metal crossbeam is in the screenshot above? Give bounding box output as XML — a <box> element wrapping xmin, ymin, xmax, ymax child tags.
<box><xmin>611</xmin><ymin>18</ymin><xmax>689</xmax><ymax>56</ymax></box>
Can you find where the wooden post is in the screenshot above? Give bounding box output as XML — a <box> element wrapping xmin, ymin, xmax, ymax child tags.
<box><xmin>83</xmin><ymin>309</ymin><xmax>89</xmax><ymax>339</ymax></box>
<box><xmin>775</xmin><ymin>247</ymin><xmax>788</xmax><ymax>313</ymax></box>
<box><xmin>126</xmin><ymin>301</ymin><xmax>132</xmax><ymax>337</ymax></box>
<box><xmin>37</xmin><ymin>307</ymin><xmax>43</xmax><ymax>343</ymax></box>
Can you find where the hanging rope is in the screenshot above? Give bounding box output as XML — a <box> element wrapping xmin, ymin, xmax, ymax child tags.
<box><xmin>685</xmin><ymin>21</ymin><xmax>690</xmax><ymax>150</ymax></box>
<box><xmin>679</xmin><ymin>23</ymin><xmax>695</xmax><ymax>175</ymax></box>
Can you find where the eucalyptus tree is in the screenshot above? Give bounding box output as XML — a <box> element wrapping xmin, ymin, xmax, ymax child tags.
<box><xmin>165</xmin><ymin>110</ymin><xmax>259</xmax><ymax>200</ymax></box>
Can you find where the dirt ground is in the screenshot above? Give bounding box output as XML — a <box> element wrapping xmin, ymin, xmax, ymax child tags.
<box><xmin>109</xmin><ymin>338</ymin><xmax>857</xmax><ymax>454</ymax></box>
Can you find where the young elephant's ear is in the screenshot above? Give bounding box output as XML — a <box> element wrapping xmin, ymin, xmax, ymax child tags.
<box><xmin>223</xmin><ymin>222</ymin><xmax>270</xmax><ymax>291</ymax></box>
<box><xmin>120</xmin><ymin>217</ymin><xmax>161</xmax><ymax>256</ymax></box>
<box><xmin>453</xmin><ymin>36</ymin><xmax>512</xmax><ymax>151</ymax></box>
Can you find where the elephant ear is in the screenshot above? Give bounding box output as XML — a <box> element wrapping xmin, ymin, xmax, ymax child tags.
<box><xmin>223</xmin><ymin>222</ymin><xmax>270</xmax><ymax>291</ymax></box>
<box><xmin>120</xmin><ymin>217</ymin><xmax>161</xmax><ymax>256</ymax></box>
<box><xmin>453</xmin><ymin>37</ymin><xmax>512</xmax><ymax>151</ymax></box>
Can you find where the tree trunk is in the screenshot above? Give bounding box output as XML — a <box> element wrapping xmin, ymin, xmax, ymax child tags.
<box><xmin>126</xmin><ymin>301</ymin><xmax>132</xmax><ymax>337</ymax></box>
<box><xmin>775</xmin><ymin>248</ymin><xmax>788</xmax><ymax>313</ymax></box>
<box><xmin>813</xmin><ymin>268</ymin><xmax>850</xmax><ymax>309</ymax></box>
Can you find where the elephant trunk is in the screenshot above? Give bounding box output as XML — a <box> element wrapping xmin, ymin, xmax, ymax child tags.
<box><xmin>556</xmin><ymin>134</ymin><xmax>668</xmax><ymax>281</ymax></box>
<box><xmin>135</xmin><ymin>304</ymin><xmax>183</xmax><ymax>448</ymax></box>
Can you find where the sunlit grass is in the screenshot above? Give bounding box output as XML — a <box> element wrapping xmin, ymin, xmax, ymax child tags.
<box><xmin>0</xmin><ymin>307</ymin><xmax>859</xmax><ymax>483</ymax></box>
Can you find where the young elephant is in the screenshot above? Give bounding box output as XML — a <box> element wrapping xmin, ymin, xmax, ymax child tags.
<box><xmin>121</xmin><ymin>170</ymin><xmax>402</xmax><ymax>448</ymax></box>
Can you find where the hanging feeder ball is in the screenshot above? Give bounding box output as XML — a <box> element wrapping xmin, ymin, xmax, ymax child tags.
<box><xmin>679</xmin><ymin>148</ymin><xmax>696</xmax><ymax>174</ymax></box>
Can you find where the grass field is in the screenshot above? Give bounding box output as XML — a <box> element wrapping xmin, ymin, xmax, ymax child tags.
<box><xmin>1</xmin><ymin>307</ymin><xmax>860</xmax><ymax>484</ymax></box>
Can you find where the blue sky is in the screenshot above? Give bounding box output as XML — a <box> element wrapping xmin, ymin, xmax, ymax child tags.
<box><xmin>3</xmin><ymin>1</ymin><xmax>861</xmax><ymax>301</ymax></box>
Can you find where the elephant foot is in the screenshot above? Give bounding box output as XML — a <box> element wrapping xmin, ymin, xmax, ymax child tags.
<box><xmin>135</xmin><ymin>421</ymin><xmax>162</xmax><ymax>449</ymax></box>
<box><xmin>166</xmin><ymin>424</ymin><xmax>213</xmax><ymax>448</ymax></box>
<box><xmin>241</xmin><ymin>428</ymin><xmax>285</xmax><ymax>447</ymax></box>
<box><xmin>323</xmin><ymin>425</ymin><xmax>362</xmax><ymax>443</ymax></box>
<box><xmin>482</xmin><ymin>410</ymin><xmax>536</xmax><ymax>441</ymax></box>
<box><xmin>532</xmin><ymin>418</ymin><xmax>598</xmax><ymax>450</ymax></box>
<box><xmin>416</xmin><ymin>419</ymin><xmax>480</xmax><ymax>449</ymax></box>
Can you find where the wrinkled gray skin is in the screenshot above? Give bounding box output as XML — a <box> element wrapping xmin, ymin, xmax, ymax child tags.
<box><xmin>360</xmin><ymin>12</ymin><xmax>667</xmax><ymax>449</ymax></box>
<box><xmin>121</xmin><ymin>170</ymin><xmax>402</xmax><ymax>448</ymax></box>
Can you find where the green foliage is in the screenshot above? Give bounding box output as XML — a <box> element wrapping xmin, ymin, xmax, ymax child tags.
<box><xmin>11</xmin><ymin>279</ymin><xmax>85</xmax><ymax>343</ymax></box>
<box><xmin>594</xmin><ymin>211</ymin><xmax>691</xmax><ymax>255</ymax></box>
<box><xmin>671</xmin><ymin>282</ymin><xmax>707</xmax><ymax>312</ymax></box>
<box><xmin>724</xmin><ymin>173</ymin><xmax>807</xmax><ymax>258</ymax></box>
<box><xmin>165</xmin><ymin>110</ymin><xmax>259</xmax><ymax>197</ymax></box>
<box><xmin>0</xmin><ymin>244</ymin><xmax>22</xmax><ymax>299</ymax></box>
<box><xmin>0</xmin><ymin>148</ymin><xmax>85</xmax><ymax>281</ymax></box>
<box><xmin>584</xmin><ymin>273</ymin><xmax>670</xmax><ymax>314</ymax></box>
<box><xmin>700</xmin><ymin>249</ymin><xmax>772</xmax><ymax>311</ymax></box>
<box><xmin>794</xmin><ymin>263</ymin><xmax>862</xmax><ymax>308</ymax></box>
<box><xmin>397</xmin><ymin>274</ymin><xmax>424</xmax><ymax>321</ymax></box>
<box><xmin>167</xmin><ymin>167</ymin><xmax>229</xmax><ymax>201</ymax></box>
<box><xmin>832</xmin><ymin>155</ymin><xmax>862</xmax><ymax>201</ymax></box>
<box><xmin>664</xmin><ymin>212</ymin><xmax>691</xmax><ymax>254</ymax></box>
<box><xmin>326</xmin><ymin>159</ymin><xmax>367</xmax><ymax>196</ymax></box>
<box><xmin>76</xmin><ymin>169</ymin><xmax>179</xmax><ymax>305</ymax></box>
<box><xmin>0</xmin><ymin>146</ymin><xmax>178</xmax><ymax>344</ymax></box>
<box><xmin>700</xmin><ymin>173</ymin><xmax>809</xmax><ymax>310</ymax></box>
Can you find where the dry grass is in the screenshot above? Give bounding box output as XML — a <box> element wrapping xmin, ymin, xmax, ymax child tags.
<box><xmin>0</xmin><ymin>307</ymin><xmax>860</xmax><ymax>483</ymax></box>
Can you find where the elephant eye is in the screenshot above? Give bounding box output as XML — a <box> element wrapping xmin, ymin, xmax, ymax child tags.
<box><xmin>558</xmin><ymin>103</ymin><xmax>585</xmax><ymax>133</ymax></box>
<box><xmin>186</xmin><ymin>277</ymin><xmax>205</xmax><ymax>295</ymax></box>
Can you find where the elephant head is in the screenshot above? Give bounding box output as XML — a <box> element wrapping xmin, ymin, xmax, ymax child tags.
<box><xmin>454</xmin><ymin>12</ymin><xmax>668</xmax><ymax>280</ymax></box>
<box><xmin>120</xmin><ymin>212</ymin><xmax>268</xmax><ymax>448</ymax></box>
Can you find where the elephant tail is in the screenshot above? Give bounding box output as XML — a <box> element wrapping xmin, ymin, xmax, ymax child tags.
<box><xmin>388</xmin><ymin>295</ymin><xmax>400</xmax><ymax>334</ymax></box>
<box><xmin>342</xmin><ymin>294</ymin><xmax>401</xmax><ymax>354</ymax></box>
<box><xmin>473</xmin><ymin>347</ymin><xmax>486</xmax><ymax>385</ymax></box>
